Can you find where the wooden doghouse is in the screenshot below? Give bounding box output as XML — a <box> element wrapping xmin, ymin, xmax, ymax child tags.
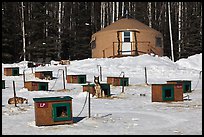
<box><xmin>82</xmin><ymin>83</ymin><xmax>111</xmax><ymax>97</ymax></box>
<box><xmin>166</xmin><ymin>80</ymin><xmax>191</xmax><ymax>93</ymax></box>
<box><xmin>100</xmin><ymin>83</ymin><xmax>111</xmax><ymax>97</ymax></box>
<box><xmin>33</xmin><ymin>96</ymin><xmax>73</xmax><ymax>126</ymax></box>
<box><xmin>2</xmin><ymin>80</ymin><xmax>5</xmax><ymax>89</ymax></box>
<box><xmin>66</xmin><ymin>75</ymin><xmax>86</xmax><ymax>84</ymax></box>
<box><xmin>152</xmin><ymin>84</ymin><xmax>183</xmax><ymax>102</ymax></box>
<box><xmin>35</xmin><ymin>71</ymin><xmax>53</xmax><ymax>80</ymax></box>
<box><xmin>82</xmin><ymin>83</ymin><xmax>96</xmax><ymax>96</ymax></box>
<box><xmin>107</xmin><ymin>76</ymin><xmax>129</xmax><ymax>86</ymax></box>
<box><xmin>24</xmin><ymin>81</ymin><xmax>49</xmax><ymax>91</ymax></box>
<box><xmin>4</xmin><ymin>67</ymin><xmax>19</xmax><ymax>76</ymax></box>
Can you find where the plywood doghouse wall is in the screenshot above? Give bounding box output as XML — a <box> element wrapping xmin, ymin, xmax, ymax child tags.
<box><xmin>35</xmin><ymin>71</ymin><xmax>53</xmax><ymax>80</ymax></box>
<box><xmin>82</xmin><ymin>84</ymin><xmax>96</xmax><ymax>96</ymax></box>
<box><xmin>4</xmin><ymin>67</ymin><xmax>19</xmax><ymax>76</ymax></box>
<box><xmin>82</xmin><ymin>83</ymin><xmax>111</xmax><ymax>97</ymax></box>
<box><xmin>152</xmin><ymin>84</ymin><xmax>183</xmax><ymax>102</ymax></box>
<box><xmin>166</xmin><ymin>80</ymin><xmax>191</xmax><ymax>93</ymax></box>
<box><xmin>107</xmin><ymin>77</ymin><xmax>129</xmax><ymax>86</ymax></box>
<box><xmin>33</xmin><ymin>96</ymin><xmax>73</xmax><ymax>126</ymax></box>
<box><xmin>66</xmin><ymin>75</ymin><xmax>86</xmax><ymax>84</ymax></box>
<box><xmin>24</xmin><ymin>81</ymin><xmax>49</xmax><ymax>91</ymax></box>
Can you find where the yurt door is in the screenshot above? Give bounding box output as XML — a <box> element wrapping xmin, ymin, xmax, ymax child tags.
<box><xmin>122</xmin><ymin>31</ymin><xmax>132</xmax><ymax>55</ymax></box>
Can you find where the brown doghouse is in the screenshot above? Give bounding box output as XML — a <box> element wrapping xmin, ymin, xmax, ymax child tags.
<box><xmin>33</xmin><ymin>96</ymin><xmax>73</xmax><ymax>126</ymax></box>
<box><xmin>82</xmin><ymin>83</ymin><xmax>96</xmax><ymax>96</ymax></box>
<box><xmin>152</xmin><ymin>84</ymin><xmax>183</xmax><ymax>102</ymax></box>
<box><xmin>107</xmin><ymin>76</ymin><xmax>129</xmax><ymax>86</ymax></box>
<box><xmin>66</xmin><ymin>75</ymin><xmax>86</xmax><ymax>84</ymax></box>
<box><xmin>35</xmin><ymin>71</ymin><xmax>53</xmax><ymax>80</ymax></box>
<box><xmin>166</xmin><ymin>80</ymin><xmax>191</xmax><ymax>93</ymax></box>
<box><xmin>4</xmin><ymin>67</ymin><xmax>19</xmax><ymax>76</ymax></box>
<box><xmin>24</xmin><ymin>81</ymin><xmax>49</xmax><ymax>91</ymax></box>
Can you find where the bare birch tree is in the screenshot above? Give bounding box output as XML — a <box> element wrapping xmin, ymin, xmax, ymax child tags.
<box><xmin>168</xmin><ymin>2</ymin><xmax>174</xmax><ymax>61</ymax></box>
<box><xmin>116</xmin><ymin>2</ymin><xmax>119</xmax><ymax>20</ymax></box>
<box><xmin>148</xmin><ymin>2</ymin><xmax>152</xmax><ymax>27</ymax></box>
<box><xmin>112</xmin><ymin>2</ymin><xmax>115</xmax><ymax>23</ymax></box>
<box><xmin>58</xmin><ymin>2</ymin><xmax>62</xmax><ymax>59</ymax></box>
<box><xmin>178</xmin><ymin>2</ymin><xmax>182</xmax><ymax>58</ymax></box>
<box><xmin>21</xmin><ymin>2</ymin><xmax>26</xmax><ymax>61</ymax></box>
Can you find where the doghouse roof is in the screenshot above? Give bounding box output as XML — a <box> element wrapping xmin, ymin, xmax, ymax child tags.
<box><xmin>166</xmin><ymin>80</ymin><xmax>191</xmax><ymax>82</ymax></box>
<box><xmin>33</xmin><ymin>96</ymin><xmax>72</xmax><ymax>102</ymax></box>
<box><xmin>92</xmin><ymin>18</ymin><xmax>161</xmax><ymax>37</ymax></box>
<box><xmin>4</xmin><ymin>67</ymin><xmax>19</xmax><ymax>69</ymax></box>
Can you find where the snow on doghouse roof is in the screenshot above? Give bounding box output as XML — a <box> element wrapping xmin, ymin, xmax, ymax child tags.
<box><xmin>25</xmin><ymin>79</ymin><xmax>50</xmax><ymax>82</ymax></box>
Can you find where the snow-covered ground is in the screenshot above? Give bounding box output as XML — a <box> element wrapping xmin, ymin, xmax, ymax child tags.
<box><xmin>2</xmin><ymin>53</ymin><xmax>202</xmax><ymax>135</ymax></box>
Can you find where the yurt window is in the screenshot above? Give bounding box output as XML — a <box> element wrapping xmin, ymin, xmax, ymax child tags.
<box><xmin>124</xmin><ymin>31</ymin><xmax>131</xmax><ymax>42</ymax></box>
<box><xmin>156</xmin><ymin>37</ymin><xmax>162</xmax><ymax>47</ymax></box>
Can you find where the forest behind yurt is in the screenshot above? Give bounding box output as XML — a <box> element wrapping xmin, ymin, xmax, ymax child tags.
<box><xmin>2</xmin><ymin>2</ymin><xmax>202</xmax><ymax>63</ymax></box>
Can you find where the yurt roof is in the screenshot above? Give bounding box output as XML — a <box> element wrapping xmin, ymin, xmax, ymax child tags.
<box><xmin>93</xmin><ymin>18</ymin><xmax>161</xmax><ymax>36</ymax></box>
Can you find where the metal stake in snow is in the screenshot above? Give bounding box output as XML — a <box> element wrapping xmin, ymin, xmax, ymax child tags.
<box><xmin>58</xmin><ymin>69</ymin><xmax>66</xmax><ymax>90</ymax></box>
<box><xmin>88</xmin><ymin>82</ymin><xmax>91</xmax><ymax>118</ymax></box>
<box><xmin>65</xmin><ymin>66</ymin><xmax>67</xmax><ymax>78</ymax></box>
<box><xmin>119</xmin><ymin>71</ymin><xmax>125</xmax><ymax>93</ymax></box>
<box><xmin>144</xmin><ymin>67</ymin><xmax>148</xmax><ymax>85</ymax></box>
<box><xmin>97</xmin><ymin>65</ymin><xmax>102</xmax><ymax>82</ymax></box>
<box><xmin>23</xmin><ymin>69</ymin><xmax>26</xmax><ymax>83</ymax></box>
<box><xmin>13</xmin><ymin>81</ymin><xmax>17</xmax><ymax>107</ymax></box>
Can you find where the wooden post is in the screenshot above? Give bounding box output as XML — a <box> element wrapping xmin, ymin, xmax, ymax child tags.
<box><xmin>99</xmin><ymin>66</ymin><xmax>102</xmax><ymax>82</ymax></box>
<box><xmin>144</xmin><ymin>67</ymin><xmax>148</xmax><ymax>85</ymax></box>
<box><xmin>59</xmin><ymin>69</ymin><xmax>66</xmax><ymax>90</ymax></box>
<box><xmin>62</xmin><ymin>70</ymin><xmax>65</xmax><ymax>90</ymax></box>
<box><xmin>31</xmin><ymin>67</ymin><xmax>33</xmax><ymax>73</ymax></box>
<box><xmin>13</xmin><ymin>81</ymin><xmax>17</xmax><ymax>107</ymax></box>
<box><xmin>122</xmin><ymin>73</ymin><xmax>125</xmax><ymax>93</ymax></box>
<box><xmin>97</xmin><ymin>65</ymin><xmax>102</xmax><ymax>82</ymax></box>
<box><xmin>23</xmin><ymin>70</ymin><xmax>26</xmax><ymax>83</ymax></box>
<box><xmin>88</xmin><ymin>82</ymin><xmax>91</xmax><ymax>118</ymax></box>
<box><xmin>65</xmin><ymin>66</ymin><xmax>67</xmax><ymax>77</ymax></box>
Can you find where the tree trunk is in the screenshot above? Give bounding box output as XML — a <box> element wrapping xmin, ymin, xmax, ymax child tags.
<box><xmin>116</xmin><ymin>2</ymin><xmax>119</xmax><ymax>20</ymax></box>
<box><xmin>58</xmin><ymin>2</ymin><xmax>62</xmax><ymax>59</ymax></box>
<box><xmin>148</xmin><ymin>2</ymin><xmax>152</xmax><ymax>27</ymax></box>
<box><xmin>168</xmin><ymin>2</ymin><xmax>174</xmax><ymax>62</ymax></box>
<box><xmin>178</xmin><ymin>2</ymin><xmax>182</xmax><ymax>59</ymax></box>
<box><xmin>112</xmin><ymin>2</ymin><xmax>115</xmax><ymax>23</ymax></box>
<box><xmin>21</xmin><ymin>2</ymin><xmax>26</xmax><ymax>61</ymax></box>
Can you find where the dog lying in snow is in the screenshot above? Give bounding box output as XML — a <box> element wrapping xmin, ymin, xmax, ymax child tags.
<box><xmin>94</xmin><ymin>76</ymin><xmax>105</xmax><ymax>98</ymax></box>
<box><xmin>8</xmin><ymin>97</ymin><xmax>28</xmax><ymax>104</ymax></box>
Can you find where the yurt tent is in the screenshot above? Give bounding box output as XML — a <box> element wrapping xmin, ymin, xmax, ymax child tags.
<box><xmin>91</xmin><ymin>17</ymin><xmax>163</xmax><ymax>58</ymax></box>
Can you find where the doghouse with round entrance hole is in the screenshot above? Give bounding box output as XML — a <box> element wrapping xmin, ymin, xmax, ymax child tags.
<box><xmin>66</xmin><ymin>74</ymin><xmax>86</xmax><ymax>84</ymax></box>
<box><xmin>2</xmin><ymin>80</ymin><xmax>5</xmax><ymax>89</ymax></box>
<box><xmin>107</xmin><ymin>76</ymin><xmax>129</xmax><ymax>86</ymax></box>
<box><xmin>4</xmin><ymin>67</ymin><xmax>19</xmax><ymax>76</ymax></box>
<box><xmin>24</xmin><ymin>80</ymin><xmax>49</xmax><ymax>91</ymax></box>
<box><xmin>35</xmin><ymin>71</ymin><xmax>53</xmax><ymax>80</ymax></box>
<box><xmin>166</xmin><ymin>80</ymin><xmax>191</xmax><ymax>93</ymax></box>
<box><xmin>152</xmin><ymin>84</ymin><xmax>183</xmax><ymax>102</ymax></box>
<box><xmin>33</xmin><ymin>96</ymin><xmax>73</xmax><ymax>126</ymax></box>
